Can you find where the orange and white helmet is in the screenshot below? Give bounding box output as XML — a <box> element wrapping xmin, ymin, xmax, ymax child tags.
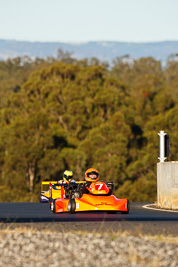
<box><xmin>85</xmin><ymin>168</ymin><xmax>99</xmax><ymax>182</ymax></box>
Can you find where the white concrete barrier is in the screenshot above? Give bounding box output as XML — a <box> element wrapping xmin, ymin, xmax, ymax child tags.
<box><xmin>157</xmin><ymin>161</ymin><xmax>178</xmax><ymax>209</ymax></box>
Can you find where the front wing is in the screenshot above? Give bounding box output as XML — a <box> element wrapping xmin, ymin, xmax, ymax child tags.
<box><xmin>54</xmin><ymin>194</ymin><xmax>128</xmax><ymax>213</ymax></box>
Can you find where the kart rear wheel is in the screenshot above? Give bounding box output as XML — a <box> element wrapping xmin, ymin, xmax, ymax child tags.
<box><xmin>49</xmin><ymin>198</ymin><xmax>51</xmax><ymax>209</ymax></box>
<box><xmin>68</xmin><ymin>199</ymin><xmax>76</xmax><ymax>214</ymax></box>
<box><xmin>51</xmin><ymin>199</ymin><xmax>56</xmax><ymax>213</ymax></box>
<box><xmin>107</xmin><ymin>188</ymin><xmax>113</xmax><ymax>196</ymax></box>
<box><xmin>121</xmin><ymin>199</ymin><xmax>130</xmax><ymax>214</ymax></box>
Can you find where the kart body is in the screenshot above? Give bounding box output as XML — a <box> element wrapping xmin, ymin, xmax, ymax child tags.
<box><xmin>50</xmin><ymin>181</ymin><xmax>129</xmax><ymax>214</ymax></box>
<box><xmin>40</xmin><ymin>181</ymin><xmax>58</xmax><ymax>203</ymax></box>
<box><xmin>49</xmin><ymin>180</ymin><xmax>87</xmax><ymax>207</ymax></box>
<box><xmin>40</xmin><ymin>180</ymin><xmax>86</xmax><ymax>203</ymax></box>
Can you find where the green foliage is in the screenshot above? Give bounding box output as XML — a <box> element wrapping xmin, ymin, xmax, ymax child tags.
<box><xmin>0</xmin><ymin>55</ymin><xmax>177</xmax><ymax>202</ymax></box>
<box><xmin>115</xmin><ymin>178</ymin><xmax>157</xmax><ymax>202</ymax></box>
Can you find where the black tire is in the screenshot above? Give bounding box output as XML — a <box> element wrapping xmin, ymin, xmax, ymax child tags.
<box><xmin>107</xmin><ymin>188</ymin><xmax>113</xmax><ymax>196</ymax></box>
<box><xmin>121</xmin><ymin>199</ymin><xmax>130</xmax><ymax>214</ymax></box>
<box><xmin>51</xmin><ymin>199</ymin><xmax>56</xmax><ymax>213</ymax></box>
<box><xmin>68</xmin><ymin>199</ymin><xmax>76</xmax><ymax>214</ymax></box>
<box><xmin>49</xmin><ymin>197</ymin><xmax>51</xmax><ymax>209</ymax></box>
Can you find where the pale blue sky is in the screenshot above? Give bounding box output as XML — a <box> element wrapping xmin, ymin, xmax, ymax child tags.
<box><xmin>0</xmin><ymin>0</ymin><xmax>178</xmax><ymax>42</ymax></box>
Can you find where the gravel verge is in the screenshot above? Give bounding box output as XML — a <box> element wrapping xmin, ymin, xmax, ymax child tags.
<box><xmin>0</xmin><ymin>231</ymin><xmax>177</xmax><ymax>267</ymax></box>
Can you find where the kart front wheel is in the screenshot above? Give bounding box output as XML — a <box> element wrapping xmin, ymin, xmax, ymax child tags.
<box><xmin>68</xmin><ymin>199</ymin><xmax>76</xmax><ymax>214</ymax></box>
<box><xmin>121</xmin><ymin>199</ymin><xmax>130</xmax><ymax>214</ymax></box>
<box><xmin>51</xmin><ymin>200</ymin><xmax>56</xmax><ymax>213</ymax></box>
<box><xmin>49</xmin><ymin>197</ymin><xmax>52</xmax><ymax>209</ymax></box>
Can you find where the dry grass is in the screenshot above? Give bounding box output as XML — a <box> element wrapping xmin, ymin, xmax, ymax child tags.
<box><xmin>139</xmin><ymin>234</ymin><xmax>178</xmax><ymax>244</ymax></box>
<box><xmin>0</xmin><ymin>223</ymin><xmax>178</xmax><ymax>244</ymax></box>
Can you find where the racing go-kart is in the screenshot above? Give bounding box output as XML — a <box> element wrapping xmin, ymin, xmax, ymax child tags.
<box><xmin>49</xmin><ymin>181</ymin><xmax>130</xmax><ymax>214</ymax></box>
<box><xmin>40</xmin><ymin>181</ymin><xmax>58</xmax><ymax>203</ymax></box>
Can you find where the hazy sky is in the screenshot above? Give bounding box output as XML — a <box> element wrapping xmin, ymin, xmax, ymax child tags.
<box><xmin>0</xmin><ymin>0</ymin><xmax>178</xmax><ymax>43</ymax></box>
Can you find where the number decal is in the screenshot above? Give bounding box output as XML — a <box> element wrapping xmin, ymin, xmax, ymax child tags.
<box><xmin>95</xmin><ymin>183</ymin><xmax>104</xmax><ymax>190</ymax></box>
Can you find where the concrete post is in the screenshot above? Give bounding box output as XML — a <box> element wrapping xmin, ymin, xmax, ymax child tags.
<box><xmin>157</xmin><ymin>162</ymin><xmax>178</xmax><ymax>209</ymax></box>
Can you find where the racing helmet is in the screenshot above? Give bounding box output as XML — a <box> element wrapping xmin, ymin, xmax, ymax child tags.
<box><xmin>63</xmin><ymin>170</ymin><xmax>73</xmax><ymax>183</ymax></box>
<box><xmin>85</xmin><ymin>168</ymin><xmax>99</xmax><ymax>182</ymax></box>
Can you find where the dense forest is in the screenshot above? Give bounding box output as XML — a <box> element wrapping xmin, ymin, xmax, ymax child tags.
<box><xmin>0</xmin><ymin>52</ymin><xmax>177</xmax><ymax>202</ymax></box>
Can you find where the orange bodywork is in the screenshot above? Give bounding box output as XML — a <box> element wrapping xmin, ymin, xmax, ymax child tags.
<box><xmin>87</xmin><ymin>182</ymin><xmax>110</xmax><ymax>195</ymax></box>
<box><xmin>54</xmin><ymin>194</ymin><xmax>128</xmax><ymax>213</ymax></box>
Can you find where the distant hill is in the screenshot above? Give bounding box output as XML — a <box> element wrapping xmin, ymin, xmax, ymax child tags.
<box><xmin>0</xmin><ymin>39</ymin><xmax>178</xmax><ymax>64</ymax></box>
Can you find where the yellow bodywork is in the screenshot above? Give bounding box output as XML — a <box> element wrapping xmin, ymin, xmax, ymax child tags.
<box><xmin>40</xmin><ymin>181</ymin><xmax>58</xmax><ymax>202</ymax></box>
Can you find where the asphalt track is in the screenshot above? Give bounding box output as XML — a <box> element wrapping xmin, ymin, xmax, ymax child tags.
<box><xmin>0</xmin><ymin>202</ymin><xmax>178</xmax><ymax>236</ymax></box>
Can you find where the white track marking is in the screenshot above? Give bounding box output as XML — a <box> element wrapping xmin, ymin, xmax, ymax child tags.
<box><xmin>142</xmin><ymin>204</ymin><xmax>178</xmax><ymax>213</ymax></box>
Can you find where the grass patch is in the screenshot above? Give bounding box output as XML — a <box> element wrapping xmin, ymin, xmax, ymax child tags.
<box><xmin>0</xmin><ymin>223</ymin><xmax>177</xmax><ymax>244</ymax></box>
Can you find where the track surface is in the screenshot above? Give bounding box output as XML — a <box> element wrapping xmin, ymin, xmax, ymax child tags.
<box><xmin>0</xmin><ymin>202</ymin><xmax>178</xmax><ymax>236</ymax></box>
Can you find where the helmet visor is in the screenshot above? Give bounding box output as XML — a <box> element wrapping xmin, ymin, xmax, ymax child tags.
<box><xmin>63</xmin><ymin>174</ymin><xmax>73</xmax><ymax>181</ymax></box>
<box><xmin>87</xmin><ymin>171</ymin><xmax>99</xmax><ymax>180</ymax></box>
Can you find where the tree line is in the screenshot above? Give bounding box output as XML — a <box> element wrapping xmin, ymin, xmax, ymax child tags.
<box><xmin>0</xmin><ymin>52</ymin><xmax>177</xmax><ymax>202</ymax></box>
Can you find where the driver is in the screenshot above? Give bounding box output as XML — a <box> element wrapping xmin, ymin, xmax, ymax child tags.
<box><xmin>85</xmin><ymin>168</ymin><xmax>99</xmax><ymax>182</ymax></box>
<box><xmin>79</xmin><ymin>168</ymin><xmax>99</xmax><ymax>195</ymax></box>
<box><xmin>58</xmin><ymin>170</ymin><xmax>74</xmax><ymax>184</ymax></box>
<box><xmin>78</xmin><ymin>168</ymin><xmax>99</xmax><ymax>195</ymax></box>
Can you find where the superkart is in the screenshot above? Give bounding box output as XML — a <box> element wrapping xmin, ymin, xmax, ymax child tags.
<box><xmin>40</xmin><ymin>180</ymin><xmax>85</xmax><ymax>203</ymax></box>
<box><xmin>40</xmin><ymin>181</ymin><xmax>58</xmax><ymax>203</ymax></box>
<box><xmin>49</xmin><ymin>181</ymin><xmax>130</xmax><ymax>214</ymax></box>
